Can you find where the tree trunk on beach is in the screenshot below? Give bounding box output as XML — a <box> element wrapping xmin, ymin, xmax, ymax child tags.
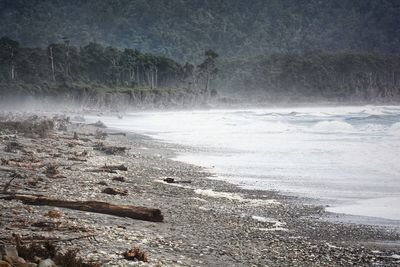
<box><xmin>2</xmin><ymin>194</ymin><xmax>163</xmax><ymax>222</ymax></box>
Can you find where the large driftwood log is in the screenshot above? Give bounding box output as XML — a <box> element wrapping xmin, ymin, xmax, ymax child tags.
<box><xmin>2</xmin><ymin>194</ymin><xmax>163</xmax><ymax>222</ymax></box>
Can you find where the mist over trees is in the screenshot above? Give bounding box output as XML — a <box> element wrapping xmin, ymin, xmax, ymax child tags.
<box><xmin>217</xmin><ymin>52</ymin><xmax>400</xmax><ymax>101</ymax></box>
<box><xmin>1</xmin><ymin>0</ymin><xmax>399</xmax><ymax>61</ymax></box>
<box><xmin>0</xmin><ymin>38</ymin><xmax>177</xmax><ymax>88</ymax></box>
<box><xmin>0</xmin><ymin>37</ymin><xmax>220</xmax><ymax>92</ymax></box>
<box><xmin>1</xmin><ymin>1</ymin><xmax>400</xmax><ymax>103</ymax></box>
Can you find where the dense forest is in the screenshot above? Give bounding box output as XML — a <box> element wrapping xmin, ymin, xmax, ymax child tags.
<box><xmin>0</xmin><ymin>36</ymin><xmax>219</xmax><ymax>92</ymax></box>
<box><xmin>1</xmin><ymin>0</ymin><xmax>399</xmax><ymax>61</ymax></box>
<box><xmin>217</xmin><ymin>52</ymin><xmax>400</xmax><ymax>102</ymax></box>
<box><xmin>0</xmin><ymin>37</ymin><xmax>183</xmax><ymax>87</ymax></box>
<box><xmin>0</xmin><ymin>36</ymin><xmax>220</xmax><ymax>108</ymax></box>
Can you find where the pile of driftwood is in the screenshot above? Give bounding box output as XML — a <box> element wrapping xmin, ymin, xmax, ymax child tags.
<box><xmin>0</xmin><ymin>234</ymin><xmax>100</xmax><ymax>267</ymax></box>
<box><xmin>94</xmin><ymin>142</ymin><xmax>127</xmax><ymax>155</ymax></box>
<box><xmin>87</xmin><ymin>164</ymin><xmax>128</xmax><ymax>174</ymax></box>
<box><xmin>0</xmin><ymin>116</ymin><xmax>161</xmax><ymax>265</ymax></box>
<box><xmin>0</xmin><ymin>119</ymin><xmax>54</xmax><ymax>138</ymax></box>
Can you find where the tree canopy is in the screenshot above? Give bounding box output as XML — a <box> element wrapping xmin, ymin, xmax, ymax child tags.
<box><xmin>0</xmin><ymin>37</ymin><xmax>199</xmax><ymax>90</ymax></box>
<box><xmin>1</xmin><ymin>0</ymin><xmax>399</xmax><ymax>61</ymax></box>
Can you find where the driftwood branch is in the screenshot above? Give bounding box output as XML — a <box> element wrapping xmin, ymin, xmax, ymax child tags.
<box><xmin>1</xmin><ymin>194</ymin><xmax>163</xmax><ymax>222</ymax></box>
<box><xmin>3</xmin><ymin>177</ymin><xmax>17</xmax><ymax>192</ymax></box>
<box><xmin>94</xmin><ymin>142</ymin><xmax>127</xmax><ymax>155</ymax></box>
<box><xmin>15</xmin><ymin>234</ymin><xmax>98</xmax><ymax>244</ymax></box>
<box><xmin>87</xmin><ymin>164</ymin><xmax>128</xmax><ymax>173</ymax></box>
<box><xmin>101</xmin><ymin>164</ymin><xmax>127</xmax><ymax>171</ymax></box>
<box><xmin>0</xmin><ymin>167</ymin><xmax>18</xmax><ymax>173</ymax></box>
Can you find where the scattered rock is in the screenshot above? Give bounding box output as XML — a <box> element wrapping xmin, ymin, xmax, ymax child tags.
<box><xmin>3</xmin><ymin>245</ymin><xmax>19</xmax><ymax>261</ymax></box>
<box><xmin>122</xmin><ymin>246</ymin><xmax>148</xmax><ymax>262</ymax></box>
<box><xmin>163</xmin><ymin>178</ymin><xmax>175</xmax><ymax>183</ymax></box>
<box><xmin>31</xmin><ymin>221</ymin><xmax>60</xmax><ymax>230</ymax></box>
<box><xmin>163</xmin><ymin>178</ymin><xmax>192</xmax><ymax>184</ymax></box>
<box><xmin>4</xmin><ymin>141</ymin><xmax>22</xmax><ymax>153</ymax></box>
<box><xmin>101</xmin><ymin>164</ymin><xmax>127</xmax><ymax>171</ymax></box>
<box><xmin>44</xmin><ymin>165</ymin><xmax>59</xmax><ymax>178</ymax></box>
<box><xmin>38</xmin><ymin>259</ymin><xmax>56</xmax><ymax>267</ymax></box>
<box><xmin>0</xmin><ymin>120</ymin><xmax>54</xmax><ymax>138</ymax></box>
<box><xmin>102</xmin><ymin>187</ymin><xmax>128</xmax><ymax>196</ymax></box>
<box><xmin>74</xmin><ymin>150</ymin><xmax>88</xmax><ymax>157</ymax></box>
<box><xmin>0</xmin><ymin>260</ymin><xmax>12</xmax><ymax>267</ymax></box>
<box><xmin>46</xmin><ymin>210</ymin><xmax>62</xmax><ymax>219</ymax></box>
<box><xmin>2</xmin><ymin>245</ymin><xmax>26</xmax><ymax>265</ymax></box>
<box><xmin>94</xmin><ymin>142</ymin><xmax>127</xmax><ymax>155</ymax></box>
<box><xmin>112</xmin><ymin>176</ymin><xmax>126</xmax><ymax>182</ymax></box>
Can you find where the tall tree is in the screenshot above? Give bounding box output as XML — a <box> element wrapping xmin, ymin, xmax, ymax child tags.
<box><xmin>120</xmin><ymin>48</ymin><xmax>140</xmax><ymax>86</ymax></box>
<box><xmin>0</xmin><ymin>37</ymin><xmax>19</xmax><ymax>81</ymax></box>
<box><xmin>197</xmin><ymin>49</ymin><xmax>219</xmax><ymax>92</ymax></box>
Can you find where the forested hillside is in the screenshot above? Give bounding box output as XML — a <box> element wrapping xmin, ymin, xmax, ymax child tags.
<box><xmin>0</xmin><ymin>37</ymin><xmax>185</xmax><ymax>87</ymax></box>
<box><xmin>1</xmin><ymin>0</ymin><xmax>399</xmax><ymax>61</ymax></box>
<box><xmin>0</xmin><ymin>36</ymin><xmax>220</xmax><ymax>108</ymax></box>
<box><xmin>217</xmin><ymin>52</ymin><xmax>400</xmax><ymax>102</ymax></box>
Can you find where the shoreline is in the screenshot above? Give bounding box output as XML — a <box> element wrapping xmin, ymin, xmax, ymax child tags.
<box><xmin>1</xmin><ymin>114</ymin><xmax>400</xmax><ymax>266</ymax></box>
<box><xmin>86</xmin><ymin>107</ymin><xmax>400</xmax><ymax>227</ymax></box>
<box><xmin>1</xmin><ymin>95</ymin><xmax>400</xmax><ymax>114</ymax></box>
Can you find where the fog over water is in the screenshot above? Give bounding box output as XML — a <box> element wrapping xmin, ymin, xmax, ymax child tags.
<box><xmin>88</xmin><ymin>106</ymin><xmax>400</xmax><ymax>221</ymax></box>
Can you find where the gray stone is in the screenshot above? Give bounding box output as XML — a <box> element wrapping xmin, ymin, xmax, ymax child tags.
<box><xmin>38</xmin><ymin>259</ymin><xmax>56</xmax><ymax>267</ymax></box>
<box><xmin>3</xmin><ymin>245</ymin><xmax>18</xmax><ymax>260</ymax></box>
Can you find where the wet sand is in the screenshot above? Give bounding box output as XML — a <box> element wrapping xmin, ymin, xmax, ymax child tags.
<box><xmin>0</xmin><ymin>114</ymin><xmax>400</xmax><ymax>266</ymax></box>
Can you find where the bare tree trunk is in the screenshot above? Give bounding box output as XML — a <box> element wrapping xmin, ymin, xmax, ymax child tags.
<box><xmin>2</xmin><ymin>194</ymin><xmax>163</xmax><ymax>222</ymax></box>
<box><xmin>146</xmin><ymin>68</ymin><xmax>151</xmax><ymax>87</ymax></box>
<box><xmin>65</xmin><ymin>41</ymin><xmax>70</xmax><ymax>77</ymax></box>
<box><xmin>136</xmin><ymin>66</ymin><xmax>140</xmax><ymax>85</ymax></box>
<box><xmin>10</xmin><ymin>63</ymin><xmax>15</xmax><ymax>81</ymax></box>
<box><xmin>155</xmin><ymin>67</ymin><xmax>158</xmax><ymax>88</ymax></box>
<box><xmin>151</xmin><ymin>68</ymin><xmax>154</xmax><ymax>89</ymax></box>
<box><xmin>10</xmin><ymin>51</ymin><xmax>15</xmax><ymax>81</ymax></box>
<box><xmin>130</xmin><ymin>69</ymin><xmax>135</xmax><ymax>84</ymax></box>
<box><xmin>49</xmin><ymin>46</ymin><xmax>56</xmax><ymax>81</ymax></box>
<box><xmin>205</xmin><ymin>72</ymin><xmax>210</xmax><ymax>92</ymax></box>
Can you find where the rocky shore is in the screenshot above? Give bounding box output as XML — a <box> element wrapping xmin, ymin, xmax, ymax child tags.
<box><xmin>0</xmin><ymin>114</ymin><xmax>400</xmax><ymax>266</ymax></box>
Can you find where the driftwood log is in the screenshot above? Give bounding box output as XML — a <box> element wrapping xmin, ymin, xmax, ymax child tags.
<box><xmin>94</xmin><ymin>142</ymin><xmax>127</xmax><ymax>155</ymax></box>
<box><xmin>101</xmin><ymin>164</ymin><xmax>127</xmax><ymax>171</ymax></box>
<box><xmin>88</xmin><ymin>164</ymin><xmax>128</xmax><ymax>173</ymax></box>
<box><xmin>1</xmin><ymin>194</ymin><xmax>163</xmax><ymax>222</ymax></box>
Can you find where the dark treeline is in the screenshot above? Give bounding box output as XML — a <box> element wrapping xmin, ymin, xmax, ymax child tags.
<box><xmin>0</xmin><ymin>36</ymin><xmax>184</xmax><ymax>88</ymax></box>
<box><xmin>0</xmin><ymin>36</ymin><xmax>219</xmax><ymax>94</ymax></box>
<box><xmin>2</xmin><ymin>35</ymin><xmax>400</xmax><ymax>104</ymax></box>
<box><xmin>217</xmin><ymin>52</ymin><xmax>400</xmax><ymax>101</ymax></box>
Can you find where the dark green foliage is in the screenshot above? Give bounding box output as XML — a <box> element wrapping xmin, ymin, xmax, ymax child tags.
<box><xmin>0</xmin><ymin>0</ymin><xmax>399</xmax><ymax>61</ymax></box>
<box><xmin>0</xmin><ymin>36</ymin><xmax>19</xmax><ymax>80</ymax></box>
<box><xmin>197</xmin><ymin>49</ymin><xmax>219</xmax><ymax>92</ymax></box>
<box><xmin>0</xmin><ymin>37</ymin><xmax>191</xmax><ymax>90</ymax></box>
<box><xmin>217</xmin><ymin>52</ymin><xmax>400</xmax><ymax>101</ymax></box>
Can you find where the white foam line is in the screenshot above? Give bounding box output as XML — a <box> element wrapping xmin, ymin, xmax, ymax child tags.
<box><xmin>252</xmin><ymin>216</ymin><xmax>288</xmax><ymax>231</ymax></box>
<box><xmin>194</xmin><ymin>189</ymin><xmax>279</xmax><ymax>205</ymax></box>
<box><xmin>190</xmin><ymin>197</ymin><xmax>208</xmax><ymax>202</ymax></box>
<box><xmin>252</xmin><ymin>216</ymin><xmax>286</xmax><ymax>227</ymax></box>
<box><xmin>258</xmin><ymin>227</ymin><xmax>289</xmax><ymax>232</ymax></box>
<box><xmin>154</xmin><ymin>179</ymin><xmax>192</xmax><ymax>189</ymax></box>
